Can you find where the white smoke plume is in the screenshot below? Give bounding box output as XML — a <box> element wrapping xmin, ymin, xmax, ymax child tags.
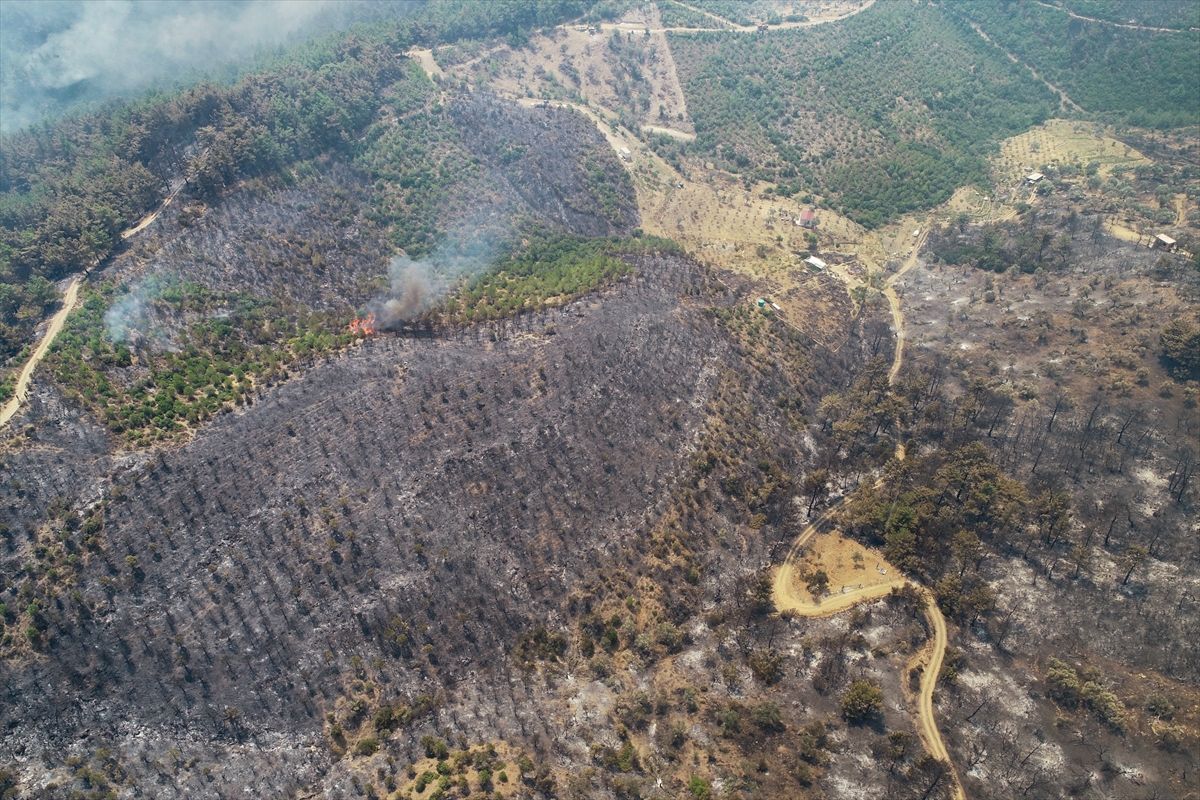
<box><xmin>104</xmin><ymin>275</ymin><xmax>177</xmax><ymax>348</ymax></box>
<box><xmin>365</xmin><ymin>224</ymin><xmax>508</xmax><ymax>328</ymax></box>
<box><xmin>369</xmin><ymin>256</ymin><xmax>440</xmax><ymax>328</ymax></box>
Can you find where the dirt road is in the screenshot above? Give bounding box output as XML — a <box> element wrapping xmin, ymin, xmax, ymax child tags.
<box><xmin>1</xmin><ymin>174</ymin><xmax>186</xmax><ymax>427</ymax></box>
<box><xmin>967</xmin><ymin>22</ymin><xmax>1083</xmax><ymax>113</ymax></box>
<box><xmin>773</xmin><ymin>499</ymin><xmax>964</xmax><ymax>799</ymax></box>
<box><xmin>594</xmin><ymin>0</ymin><xmax>875</xmax><ymax>34</ymax></box>
<box><xmin>664</xmin><ymin>0</ymin><xmax>876</xmax><ymax>32</ymax></box>
<box><xmin>0</xmin><ymin>277</ymin><xmax>81</xmax><ymax>427</ymax></box>
<box><xmin>885</xmin><ymin>226</ymin><xmax>929</xmax><ymax>384</ymax></box>
<box><xmin>641</xmin><ymin>125</ymin><xmax>695</xmax><ymax>141</ymax></box>
<box><xmin>772</xmin><ymin>220</ymin><xmax>966</xmax><ymax>798</ymax></box>
<box><xmin>774</xmin><ymin>565</ymin><xmax>905</xmax><ymax>618</ymax></box>
<box><xmin>772</xmin><ymin>497</ymin><xmax>904</xmax><ymax>619</ymax></box>
<box><xmin>917</xmin><ymin>595</ymin><xmax>953</xmax><ymax>763</ymax></box>
<box><xmin>122</xmin><ymin>178</ymin><xmax>186</xmax><ymax>240</ymax></box>
<box><xmin>1032</xmin><ymin>1</ymin><xmax>1188</xmax><ymax>33</ymax></box>
<box><xmin>406</xmin><ymin>48</ymin><xmax>444</xmax><ymax>79</ymax></box>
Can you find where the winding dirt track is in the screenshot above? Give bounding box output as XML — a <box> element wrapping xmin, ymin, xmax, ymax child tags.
<box><xmin>0</xmin><ymin>277</ymin><xmax>81</xmax><ymax>427</ymax></box>
<box><xmin>122</xmin><ymin>178</ymin><xmax>186</xmax><ymax>240</ymax></box>
<box><xmin>885</xmin><ymin>226</ymin><xmax>929</xmax><ymax>384</ymax></box>
<box><xmin>967</xmin><ymin>21</ymin><xmax>1084</xmax><ymax>113</ymax></box>
<box><xmin>1</xmin><ymin>178</ymin><xmax>182</xmax><ymax>428</ymax></box>
<box><xmin>593</xmin><ymin>0</ymin><xmax>876</xmax><ymax>34</ymax></box>
<box><xmin>773</xmin><ymin>501</ymin><xmax>964</xmax><ymax>798</ymax></box>
<box><xmin>773</xmin><ymin>224</ymin><xmax>967</xmax><ymax>798</ymax></box>
<box><xmin>772</xmin><ymin>503</ymin><xmax>906</xmax><ymax>618</ymax></box>
<box><xmin>917</xmin><ymin>599</ymin><xmax>953</xmax><ymax>764</ymax></box>
<box><xmin>1031</xmin><ymin>1</ymin><xmax>1188</xmax><ymax>33</ymax></box>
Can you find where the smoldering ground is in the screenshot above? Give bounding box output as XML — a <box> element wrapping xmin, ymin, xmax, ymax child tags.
<box><xmin>104</xmin><ymin>275</ymin><xmax>177</xmax><ymax>348</ymax></box>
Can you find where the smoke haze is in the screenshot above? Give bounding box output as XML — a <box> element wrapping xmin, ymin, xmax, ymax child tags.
<box><xmin>103</xmin><ymin>275</ymin><xmax>176</xmax><ymax>349</ymax></box>
<box><xmin>0</xmin><ymin>0</ymin><xmax>413</xmax><ymax>132</ymax></box>
<box><xmin>366</xmin><ymin>225</ymin><xmax>508</xmax><ymax>328</ymax></box>
<box><xmin>371</xmin><ymin>257</ymin><xmax>437</xmax><ymax>328</ymax></box>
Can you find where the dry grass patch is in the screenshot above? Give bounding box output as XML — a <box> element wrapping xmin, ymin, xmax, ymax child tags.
<box><xmin>994</xmin><ymin>119</ymin><xmax>1151</xmax><ymax>184</ymax></box>
<box><xmin>790</xmin><ymin>531</ymin><xmax>900</xmax><ymax>602</ymax></box>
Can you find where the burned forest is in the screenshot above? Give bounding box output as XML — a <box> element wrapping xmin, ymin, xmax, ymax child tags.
<box><xmin>2</xmin><ymin>1</ymin><xmax>1199</xmax><ymax>799</ymax></box>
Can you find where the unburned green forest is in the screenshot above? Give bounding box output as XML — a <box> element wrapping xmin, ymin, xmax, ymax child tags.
<box><xmin>668</xmin><ymin>1</ymin><xmax>1059</xmax><ymax>228</ymax></box>
<box><xmin>947</xmin><ymin>0</ymin><xmax>1200</xmax><ymax>129</ymax></box>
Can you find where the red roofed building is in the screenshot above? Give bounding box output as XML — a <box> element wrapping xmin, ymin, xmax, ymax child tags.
<box><xmin>795</xmin><ymin>209</ymin><xmax>816</xmax><ymax>227</ymax></box>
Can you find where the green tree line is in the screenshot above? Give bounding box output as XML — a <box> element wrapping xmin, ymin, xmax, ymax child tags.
<box><xmin>668</xmin><ymin>1</ymin><xmax>1057</xmax><ymax>228</ymax></box>
<box><xmin>440</xmin><ymin>227</ymin><xmax>680</xmax><ymax>323</ymax></box>
<box><xmin>946</xmin><ymin>0</ymin><xmax>1200</xmax><ymax>129</ymax></box>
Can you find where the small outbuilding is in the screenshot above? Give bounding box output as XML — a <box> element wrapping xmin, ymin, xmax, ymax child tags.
<box><xmin>805</xmin><ymin>255</ymin><xmax>827</xmax><ymax>271</ymax></box>
<box><xmin>619</xmin><ymin>147</ymin><xmax>632</xmax><ymax>161</ymax></box>
<box><xmin>1154</xmin><ymin>233</ymin><xmax>1177</xmax><ymax>251</ymax></box>
<box><xmin>1025</xmin><ymin>172</ymin><xmax>1044</xmax><ymax>184</ymax></box>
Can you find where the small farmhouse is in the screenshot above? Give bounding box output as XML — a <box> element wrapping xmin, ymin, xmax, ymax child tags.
<box><xmin>794</xmin><ymin>209</ymin><xmax>816</xmax><ymax>228</ymax></box>
<box><xmin>805</xmin><ymin>255</ymin><xmax>827</xmax><ymax>271</ymax></box>
<box><xmin>619</xmin><ymin>147</ymin><xmax>632</xmax><ymax>161</ymax></box>
<box><xmin>1154</xmin><ymin>234</ymin><xmax>1177</xmax><ymax>251</ymax></box>
<box><xmin>1025</xmin><ymin>172</ymin><xmax>1044</xmax><ymax>184</ymax></box>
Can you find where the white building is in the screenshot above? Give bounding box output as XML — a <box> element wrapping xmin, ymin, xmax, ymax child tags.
<box><xmin>1155</xmin><ymin>233</ymin><xmax>1177</xmax><ymax>251</ymax></box>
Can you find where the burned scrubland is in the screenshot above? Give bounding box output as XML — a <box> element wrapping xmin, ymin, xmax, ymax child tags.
<box><xmin>450</xmin><ymin>96</ymin><xmax>639</xmax><ymax>238</ymax></box>
<box><xmin>7</xmin><ymin>206</ymin><xmax>1194</xmax><ymax>798</ymax></box>
<box><xmin>3</xmin><ymin>114</ymin><xmax>1197</xmax><ymax>799</ymax></box>
<box><xmin>856</xmin><ymin>210</ymin><xmax>1200</xmax><ymax>799</ymax></box>
<box><xmin>10</xmin><ymin>88</ymin><xmax>640</xmax><ymax>451</ymax></box>
<box><xmin>3</xmin><ymin>1</ymin><xmax>1199</xmax><ymax>796</ymax></box>
<box><xmin>0</xmin><ymin>248</ymin><xmax>897</xmax><ymax>796</ymax></box>
<box><xmin>102</xmin><ymin>91</ymin><xmax>637</xmax><ymax>323</ymax></box>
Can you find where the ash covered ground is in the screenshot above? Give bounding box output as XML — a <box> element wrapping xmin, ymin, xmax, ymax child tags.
<box><xmin>0</xmin><ymin>244</ymin><xmax>897</xmax><ymax>798</ymax></box>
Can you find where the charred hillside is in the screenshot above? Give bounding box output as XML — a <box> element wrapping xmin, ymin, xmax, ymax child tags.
<box><xmin>0</xmin><ymin>88</ymin><xmax>642</xmax><ymax>453</ymax></box>
<box><xmin>103</xmin><ymin>90</ymin><xmax>638</xmax><ymax>323</ymax></box>
<box><xmin>13</xmin><ymin>255</ymin><xmax>718</xmax><ymax>728</ymax></box>
<box><xmin>450</xmin><ymin>95</ymin><xmax>639</xmax><ymax>239</ymax></box>
<box><xmin>0</xmin><ymin>251</ymin><xmax>881</xmax><ymax>796</ymax></box>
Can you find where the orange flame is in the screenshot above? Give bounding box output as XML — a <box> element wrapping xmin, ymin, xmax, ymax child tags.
<box><xmin>349</xmin><ymin>313</ymin><xmax>376</xmax><ymax>335</ymax></box>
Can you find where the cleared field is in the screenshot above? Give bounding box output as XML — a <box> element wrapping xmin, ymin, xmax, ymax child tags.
<box><xmin>994</xmin><ymin>118</ymin><xmax>1150</xmax><ymax>183</ymax></box>
<box><xmin>442</xmin><ymin>15</ymin><xmax>693</xmax><ymax>133</ymax></box>
<box><xmin>780</xmin><ymin>529</ymin><xmax>902</xmax><ymax>616</ymax></box>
